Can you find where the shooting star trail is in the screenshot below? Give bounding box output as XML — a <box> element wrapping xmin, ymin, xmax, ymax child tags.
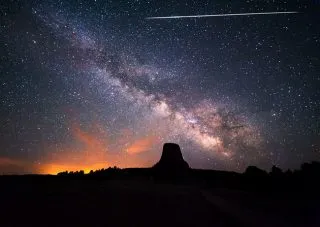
<box><xmin>146</xmin><ymin>11</ymin><xmax>299</xmax><ymax>20</ymax></box>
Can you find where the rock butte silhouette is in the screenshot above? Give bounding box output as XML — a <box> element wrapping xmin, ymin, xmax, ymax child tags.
<box><xmin>153</xmin><ymin>143</ymin><xmax>190</xmax><ymax>178</ymax></box>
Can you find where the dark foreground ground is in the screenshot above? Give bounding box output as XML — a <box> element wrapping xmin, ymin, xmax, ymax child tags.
<box><xmin>0</xmin><ymin>176</ymin><xmax>319</xmax><ymax>227</ymax></box>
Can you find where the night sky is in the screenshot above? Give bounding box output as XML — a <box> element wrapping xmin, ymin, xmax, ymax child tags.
<box><xmin>0</xmin><ymin>0</ymin><xmax>319</xmax><ymax>174</ymax></box>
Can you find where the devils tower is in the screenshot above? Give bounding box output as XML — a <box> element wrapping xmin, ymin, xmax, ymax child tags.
<box><xmin>153</xmin><ymin>143</ymin><xmax>190</xmax><ymax>181</ymax></box>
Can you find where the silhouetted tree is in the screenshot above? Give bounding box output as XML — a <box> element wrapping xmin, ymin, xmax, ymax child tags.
<box><xmin>57</xmin><ymin>171</ymin><xmax>68</xmax><ymax>176</ymax></box>
<box><xmin>301</xmin><ymin>161</ymin><xmax>320</xmax><ymax>172</ymax></box>
<box><xmin>284</xmin><ymin>169</ymin><xmax>293</xmax><ymax>176</ymax></box>
<box><xmin>270</xmin><ymin>165</ymin><xmax>283</xmax><ymax>177</ymax></box>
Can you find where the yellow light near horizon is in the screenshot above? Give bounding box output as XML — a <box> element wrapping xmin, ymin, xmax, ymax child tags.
<box><xmin>39</xmin><ymin>162</ymin><xmax>109</xmax><ymax>175</ymax></box>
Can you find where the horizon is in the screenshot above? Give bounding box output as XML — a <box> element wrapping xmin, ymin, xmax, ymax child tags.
<box><xmin>0</xmin><ymin>142</ymin><xmax>317</xmax><ymax>175</ymax></box>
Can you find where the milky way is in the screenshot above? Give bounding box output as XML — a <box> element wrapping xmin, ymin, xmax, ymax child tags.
<box><xmin>0</xmin><ymin>1</ymin><xmax>319</xmax><ymax>174</ymax></box>
<box><xmin>37</xmin><ymin>6</ymin><xmax>263</xmax><ymax>166</ymax></box>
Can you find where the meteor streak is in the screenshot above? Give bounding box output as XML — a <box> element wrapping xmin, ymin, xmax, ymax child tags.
<box><xmin>146</xmin><ymin>11</ymin><xmax>299</xmax><ymax>20</ymax></box>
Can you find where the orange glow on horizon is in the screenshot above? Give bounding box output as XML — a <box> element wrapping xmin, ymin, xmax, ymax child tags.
<box><xmin>39</xmin><ymin>162</ymin><xmax>109</xmax><ymax>174</ymax></box>
<box><xmin>126</xmin><ymin>135</ymin><xmax>158</xmax><ymax>154</ymax></box>
<box><xmin>38</xmin><ymin>123</ymin><xmax>156</xmax><ymax>174</ymax></box>
<box><xmin>39</xmin><ymin>123</ymin><xmax>110</xmax><ymax>174</ymax></box>
<box><xmin>1</xmin><ymin>122</ymin><xmax>159</xmax><ymax>175</ymax></box>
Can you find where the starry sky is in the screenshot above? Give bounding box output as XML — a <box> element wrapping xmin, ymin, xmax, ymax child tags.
<box><xmin>0</xmin><ymin>0</ymin><xmax>319</xmax><ymax>174</ymax></box>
